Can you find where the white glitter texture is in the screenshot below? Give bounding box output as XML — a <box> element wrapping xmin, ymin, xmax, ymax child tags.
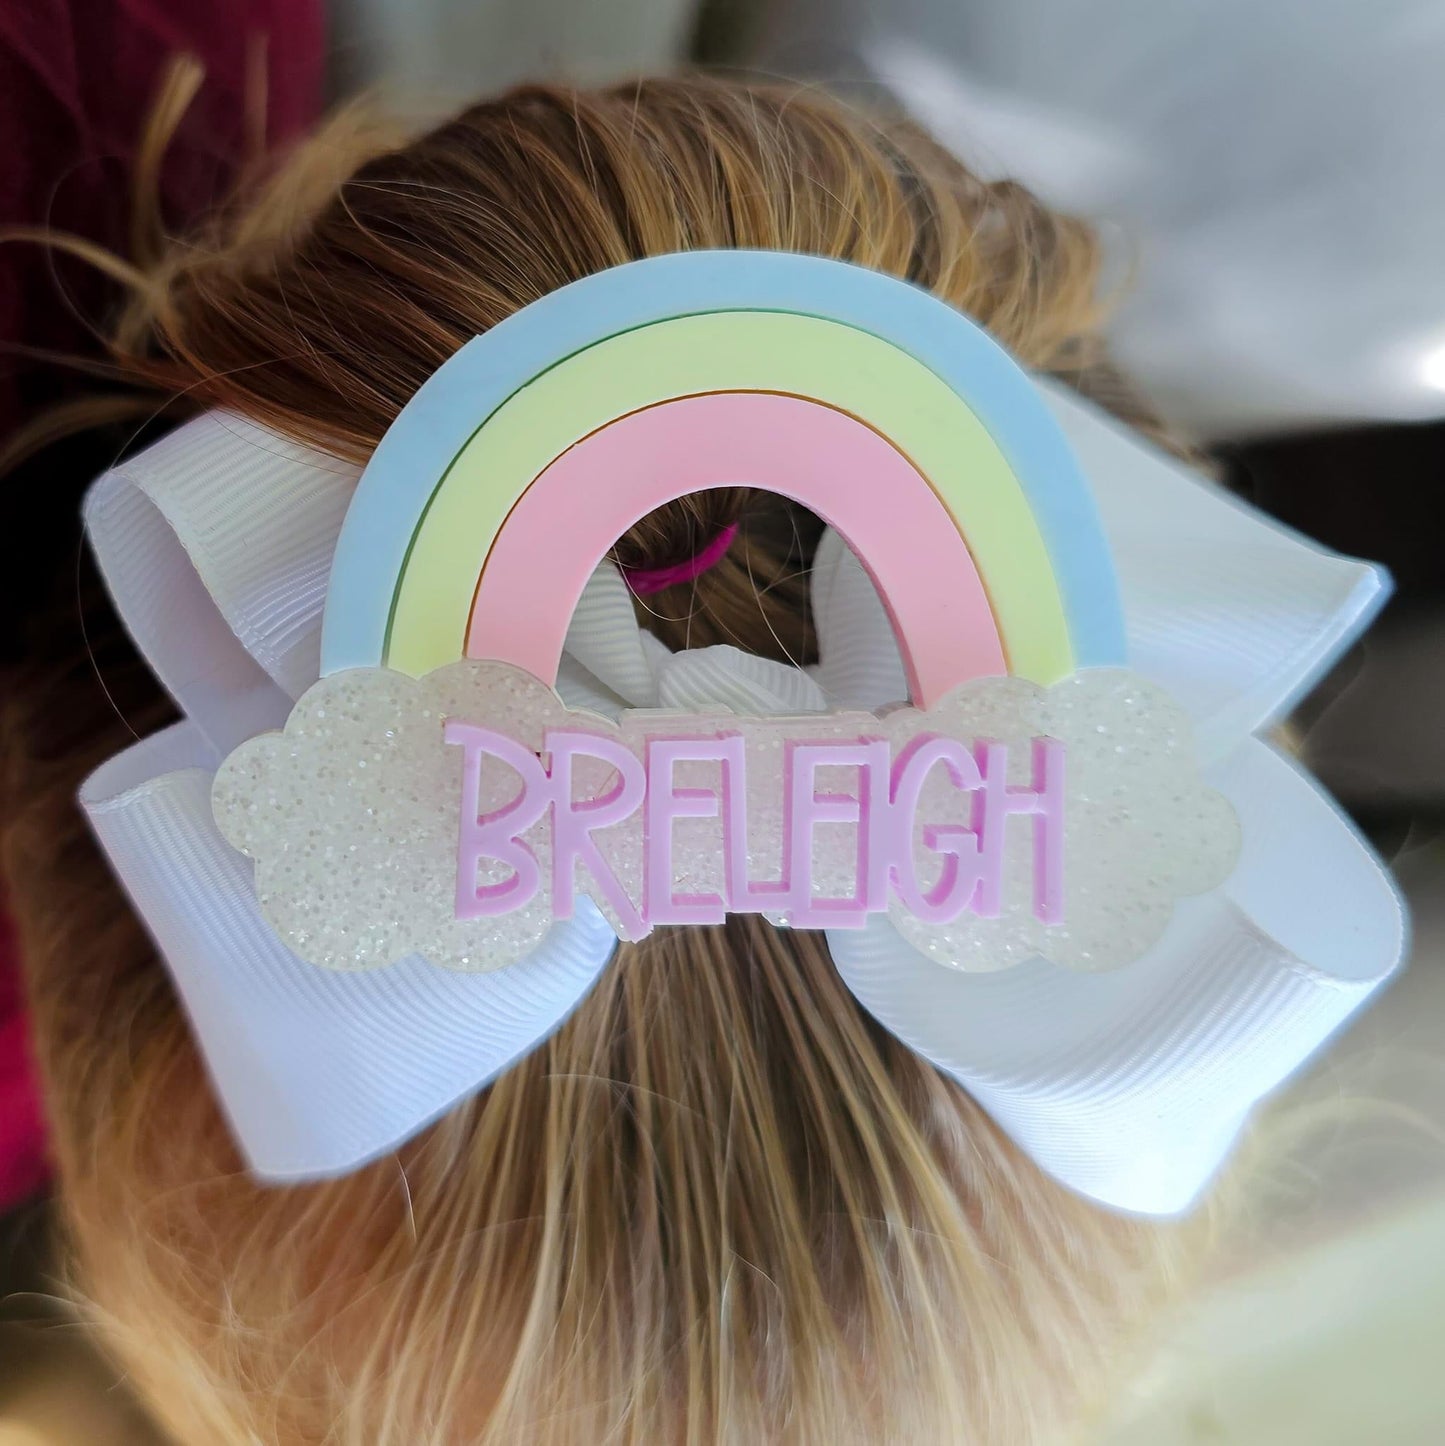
<box><xmin>212</xmin><ymin>662</ymin><xmax>1239</xmax><ymax>974</ymax></box>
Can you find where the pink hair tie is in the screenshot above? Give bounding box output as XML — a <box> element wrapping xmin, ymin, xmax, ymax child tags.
<box><xmin>622</xmin><ymin>523</ymin><xmax>738</xmax><ymax>595</ymax></box>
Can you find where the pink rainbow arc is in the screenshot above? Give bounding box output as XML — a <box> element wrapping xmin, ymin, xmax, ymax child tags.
<box><xmin>465</xmin><ymin>391</ymin><xmax>1006</xmax><ymax>709</ymax></box>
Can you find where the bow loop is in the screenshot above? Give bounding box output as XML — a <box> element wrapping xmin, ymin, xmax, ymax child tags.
<box><xmin>656</xmin><ymin>644</ymin><xmax>831</xmax><ymax>715</ymax></box>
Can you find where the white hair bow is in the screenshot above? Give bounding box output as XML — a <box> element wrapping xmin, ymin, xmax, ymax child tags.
<box><xmin>80</xmin><ymin>382</ymin><xmax>1404</xmax><ymax>1216</ymax></box>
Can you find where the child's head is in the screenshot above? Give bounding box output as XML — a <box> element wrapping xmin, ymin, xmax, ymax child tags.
<box><xmin>6</xmin><ymin>77</ymin><xmax>1204</xmax><ymax>1444</ymax></box>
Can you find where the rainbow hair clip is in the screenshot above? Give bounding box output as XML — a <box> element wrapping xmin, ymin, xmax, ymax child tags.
<box><xmin>81</xmin><ymin>253</ymin><xmax>1405</xmax><ymax>1214</ymax></box>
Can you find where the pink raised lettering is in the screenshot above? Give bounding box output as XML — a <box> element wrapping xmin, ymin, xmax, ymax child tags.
<box><xmin>447</xmin><ymin>716</ymin><xmax>1068</xmax><ymax>936</ymax></box>
<box><xmin>888</xmin><ymin>735</ymin><xmax>984</xmax><ymax>924</ymax></box>
<box><xmin>445</xmin><ymin>721</ymin><xmax>550</xmax><ymax>919</ymax></box>
<box><xmin>715</xmin><ymin>734</ymin><xmax>795</xmax><ymax>913</ymax></box>
<box><xmin>546</xmin><ymin>729</ymin><xmax>647</xmax><ymax>937</ymax></box>
<box><xmin>645</xmin><ymin>735</ymin><xmax>735</xmax><ymax>926</ymax></box>
<box><xmin>784</xmin><ymin>741</ymin><xmax>891</xmax><ymax>927</ymax></box>
<box><xmin>972</xmin><ymin>737</ymin><xmax>1066</xmax><ymax>923</ymax></box>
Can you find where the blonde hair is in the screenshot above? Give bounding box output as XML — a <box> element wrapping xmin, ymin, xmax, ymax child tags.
<box><xmin>4</xmin><ymin>76</ymin><xmax>1208</xmax><ymax>1444</ymax></box>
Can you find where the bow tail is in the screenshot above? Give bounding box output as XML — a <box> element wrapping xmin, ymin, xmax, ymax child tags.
<box><xmin>827</xmin><ymin>737</ymin><xmax>1403</xmax><ymax>1215</ymax></box>
<box><xmin>82</xmin><ymin>723</ymin><xmax>615</xmax><ymax>1180</ymax></box>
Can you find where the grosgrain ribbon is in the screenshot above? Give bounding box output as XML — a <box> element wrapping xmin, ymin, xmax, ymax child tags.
<box><xmin>79</xmin><ymin>390</ymin><xmax>1404</xmax><ymax>1214</ymax></box>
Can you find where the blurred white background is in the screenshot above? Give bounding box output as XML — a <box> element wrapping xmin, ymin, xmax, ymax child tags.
<box><xmin>751</xmin><ymin>0</ymin><xmax>1445</xmax><ymax>441</ymax></box>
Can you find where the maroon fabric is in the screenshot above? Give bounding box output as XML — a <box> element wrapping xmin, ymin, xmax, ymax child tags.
<box><xmin>0</xmin><ymin>0</ymin><xmax>325</xmax><ymax>1212</ymax></box>
<box><xmin>0</xmin><ymin>903</ymin><xmax>47</xmax><ymax>1211</ymax></box>
<box><xmin>0</xmin><ymin>0</ymin><xmax>325</xmax><ymax>441</ymax></box>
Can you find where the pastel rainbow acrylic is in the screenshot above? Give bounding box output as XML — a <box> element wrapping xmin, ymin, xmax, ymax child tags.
<box><xmin>320</xmin><ymin>251</ymin><xmax>1127</xmax><ymax>694</ymax></box>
